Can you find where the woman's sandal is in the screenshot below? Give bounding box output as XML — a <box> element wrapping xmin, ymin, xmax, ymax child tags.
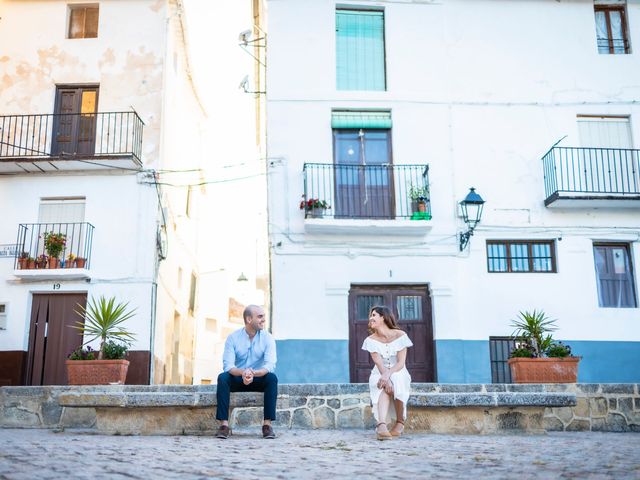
<box><xmin>390</xmin><ymin>420</ymin><xmax>405</xmax><ymax>437</ymax></box>
<box><xmin>376</xmin><ymin>422</ymin><xmax>393</xmax><ymax>441</ymax></box>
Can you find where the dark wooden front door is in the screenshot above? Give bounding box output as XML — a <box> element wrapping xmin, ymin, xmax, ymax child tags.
<box><xmin>348</xmin><ymin>285</ymin><xmax>435</xmax><ymax>383</ymax></box>
<box><xmin>52</xmin><ymin>85</ymin><xmax>99</xmax><ymax>155</ymax></box>
<box><xmin>26</xmin><ymin>293</ymin><xmax>87</xmax><ymax>385</ymax></box>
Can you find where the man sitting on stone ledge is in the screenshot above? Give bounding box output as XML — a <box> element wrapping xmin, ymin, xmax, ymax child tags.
<box><xmin>216</xmin><ymin>304</ymin><xmax>278</xmax><ymax>439</ymax></box>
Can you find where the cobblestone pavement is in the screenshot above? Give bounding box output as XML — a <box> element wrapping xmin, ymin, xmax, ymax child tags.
<box><xmin>1</xmin><ymin>428</ymin><xmax>639</xmax><ymax>479</ymax></box>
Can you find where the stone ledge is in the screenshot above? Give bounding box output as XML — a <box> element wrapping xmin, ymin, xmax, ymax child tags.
<box><xmin>6</xmin><ymin>383</ymin><xmax>637</xmax><ymax>434</ymax></box>
<box><xmin>410</xmin><ymin>392</ymin><xmax>575</xmax><ymax>408</ymax></box>
<box><xmin>57</xmin><ymin>388</ymin><xmax>576</xmax><ymax>409</ymax></box>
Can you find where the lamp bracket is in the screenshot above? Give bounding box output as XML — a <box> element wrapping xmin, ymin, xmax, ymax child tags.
<box><xmin>459</xmin><ymin>228</ymin><xmax>474</xmax><ymax>251</ymax></box>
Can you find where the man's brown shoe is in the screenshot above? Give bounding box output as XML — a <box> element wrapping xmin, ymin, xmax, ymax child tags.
<box><xmin>216</xmin><ymin>425</ymin><xmax>231</xmax><ymax>439</ymax></box>
<box><xmin>262</xmin><ymin>424</ymin><xmax>275</xmax><ymax>439</ymax></box>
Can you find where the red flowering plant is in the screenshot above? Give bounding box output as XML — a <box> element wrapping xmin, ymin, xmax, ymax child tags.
<box><xmin>43</xmin><ymin>232</ymin><xmax>67</xmax><ymax>259</ymax></box>
<box><xmin>299</xmin><ymin>196</ymin><xmax>331</xmax><ymax>211</ymax></box>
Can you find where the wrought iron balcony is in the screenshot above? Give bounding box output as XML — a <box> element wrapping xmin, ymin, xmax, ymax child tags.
<box><xmin>14</xmin><ymin>222</ymin><xmax>94</xmax><ymax>271</ymax></box>
<box><xmin>0</xmin><ymin>111</ymin><xmax>143</xmax><ymax>173</ymax></box>
<box><xmin>302</xmin><ymin>163</ymin><xmax>431</xmax><ymax>220</ymax></box>
<box><xmin>542</xmin><ymin>147</ymin><xmax>640</xmax><ymax>207</ymax></box>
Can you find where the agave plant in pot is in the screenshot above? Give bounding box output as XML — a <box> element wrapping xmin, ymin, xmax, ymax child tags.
<box><xmin>507</xmin><ymin>309</ymin><xmax>580</xmax><ymax>384</ymax></box>
<box><xmin>66</xmin><ymin>295</ymin><xmax>136</xmax><ymax>385</ymax></box>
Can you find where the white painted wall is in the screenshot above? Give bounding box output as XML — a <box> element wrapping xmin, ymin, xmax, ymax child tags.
<box><xmin>0</xmin><ymin>173</ymin><xmax>156</xmax><ymax>351</ymax></box>
<box><xmin>265</xmin><ymin>0</ymin><xmax>640</xmax><ymax>345</ymax></box>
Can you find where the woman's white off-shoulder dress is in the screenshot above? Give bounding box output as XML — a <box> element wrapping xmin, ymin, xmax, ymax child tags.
<box><xmin>361</xmin><ymin>333</ymin><xmax>413</xmax><ymax>422</ymax></box>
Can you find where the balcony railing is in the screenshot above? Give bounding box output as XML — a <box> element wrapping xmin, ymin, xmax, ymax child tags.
<box><xmin>14</xmin><ymin>222</ymin><xmax>94</xmax><ymax>270</ymax></box>
<box><xmin>302</xmin><ymin>163</ymin><xmax>430</xmax><ymax>220</ymax></box>
<box><xmin>597</xmin><ymin>37</ymin><xmax>630</xmax><ymax>54</ymax></box>
<box><xmin>0</xmin><ymin>111</ymin><xmax>143</xmax><ymax>161</ymax></box>
<box><xmin>542</xmin><ymin>147</ymin><xmax>640</xmax><ymax>205</ymax></box>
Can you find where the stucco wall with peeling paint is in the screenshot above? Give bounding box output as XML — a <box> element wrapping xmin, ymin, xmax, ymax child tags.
<box><xmin>0</xmin><ymin>0</ymin><xmax>167</xmax><ymax>166</ymax></box>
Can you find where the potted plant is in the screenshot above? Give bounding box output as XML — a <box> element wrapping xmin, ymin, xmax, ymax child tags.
<box><xmin>507</xmin><ymin>309</ymin><xmax>580</xmax><ymax>383</ymax></box>
<box><xmin>17</xmin><ymin>251</ymin><xmax>29</xmax><ymax>269</ymax></box>
<box><xmin>65</xmin><ymin>253</ymin><xmax>77</xmax><ymax>268</ymax></box>
<box><xmin>35</xmin><ymin>254</ymin><xmax>48</xmax><ymax>269</ymax></box>
<box><xmin>75</xmin><ymin>257</ymin><xmax>87</xmax><ymax>268</ymax></box>
<box><xmin>408</xmin><ymin>184</ymin><xmax>431</xmax><ymax>220</ymax></box>
<box><xmin>409</xmin><ymin>184</ymin><xmax>429</xmax><ymax>211</ymax></box>
<box><xmin>26</xmin><ymin>256</ymin><xmax>36</xmax><ymax>269</ymax></box>
<box><xmin>43</xmin><ymin>232</ymin><xmax>66</xmax><ymax>269</ymax></box>
<box><xmin>66</xmin><ymin>295</ymin><xmax>137</xmax><ymax>385</ymax></box>
<box><xmin>299</xmin><ymin>195</ymin><xmax>331</xmax><ymax>218</ymax></box>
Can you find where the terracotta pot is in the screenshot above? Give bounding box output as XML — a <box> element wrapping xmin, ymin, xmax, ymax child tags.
<box><xmin>66</xmin><ymin>359</ymin><xmax>130</xmax><ymax>385</ymax></box>
<box><xmin>27</xmin><ymin>259</ymin><xmax>36</xmax><ymax>269</ymax></box>
<box><xmin>18</xmin><ymin>258</ymin><xmax>28</xmax><ymax>269</ymax></box>
<box><xmin>307</xmin><ymin>209</ymin><xmax>325</xmax><ymax>218</ymax></box>
<box><xmin>47</xmin><ymin>257</ymin><xmax>60</xmax><ymax>269</ymax></box>
<box><xmin>75</xmin><ymin>258</ymin><xmax>87</xmax><ymax>268</ymax></box>
<box><xmin>417</xmin><ymin>201</ymin><xmax>427</xmax><ymax>213</ymax></box>
<box><xmin>508</xmin><ymin>357</ymin><xmax>580</xmax><ymax>383</ymax></box>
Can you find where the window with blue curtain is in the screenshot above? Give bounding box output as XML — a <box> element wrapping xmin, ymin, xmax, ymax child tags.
<box><xmin>593</xmin><ymin>243</ymin><xmax>637</xmax><ymax>308</ymax></box>
<box><xmin>336</xmin><ymin>8</ymin><xmax>386</xmax><ymax>91</ymax></box>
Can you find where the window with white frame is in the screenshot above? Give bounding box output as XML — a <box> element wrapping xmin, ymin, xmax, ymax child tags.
<box><xmin>39</xmin><ymin>197</ymin><xmax>86</xmax><ymax>224</ymax></box>
<box><xmin>577</xmin><ymin>115</ymin><xmax>632</xmax><ymax>148</ymax></box>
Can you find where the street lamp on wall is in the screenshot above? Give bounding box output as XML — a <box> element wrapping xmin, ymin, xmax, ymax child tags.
<box><xmin>459</xmin><ymin>187</ymin><xmax>485</xmax><ymax>251</ymax></box>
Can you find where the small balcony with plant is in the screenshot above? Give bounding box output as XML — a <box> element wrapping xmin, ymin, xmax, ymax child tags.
<box><xmin>301</xmin><ymin>163</ymin><xmax>432</xmax><ymax>235</ymax></box>
<box><xmin>13</xmin><ymin>222</ymin><xmax>94</xmax><ymax>279</ymax></box>
<box><xmin>0</xmin><ymin>111</ymin><xmax>143</xmax><ymax>173</ymax></box>
<box><xmin>542</xmin><ymin>146</ymin><xmax>640</xmax><ymax>207</ymax></box>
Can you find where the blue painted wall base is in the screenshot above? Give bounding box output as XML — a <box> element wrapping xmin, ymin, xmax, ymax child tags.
<box><xmin>274</xmin><ymin>339</ymin><xmax>640</xmax><ymax>384</ymax></box>
<box><xmin>434</xmin><ymin>340</ymin><xmax>492</xmax><ymax>383</ymax></box>
<box><xmin>276</xmin><ymin>340</ymin><xmax>350</xmax><ymax>383</ymax></box>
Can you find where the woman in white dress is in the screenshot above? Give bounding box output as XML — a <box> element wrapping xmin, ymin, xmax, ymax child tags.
<box><xmin>362</xmin><ymin>306</ymin><xmax>413</xmax><ymax>440</ymax></box>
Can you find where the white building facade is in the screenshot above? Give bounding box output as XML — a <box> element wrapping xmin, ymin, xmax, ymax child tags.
<box><xmin>264</xmin><ymin>0</ymin><xmax>640</xmax><ymax>383</ymax></box>
<box><xmin>0</xmin><ymin>0</ymin><xmax>208</xmax><ymax>385</ymax></box>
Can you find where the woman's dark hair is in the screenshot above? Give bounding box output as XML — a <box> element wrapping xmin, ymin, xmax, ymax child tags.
<box><xmin>369</xmin><ymin>305</ymin><xmax>401</xmax><ymax>331</ymax></box>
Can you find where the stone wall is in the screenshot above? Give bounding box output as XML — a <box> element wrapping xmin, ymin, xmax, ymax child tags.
<box><xmin>0</xmin><ymin>386</ymin><xmax>96</xmax><ymax>430</ymax></box>
<box><xmin>543</xmin><ymin>384</ymin><xmax>640</xmax><ymax>432</ymax></box>
<box><xmin>1</xmin><ymin>384</ymin><xmax>638</xmax><ymax>434</ymax></box>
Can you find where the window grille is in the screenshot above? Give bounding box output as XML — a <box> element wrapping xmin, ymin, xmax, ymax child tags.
<box><xmin>489</xmin><ymin>337</ymin><xmax>516</xmax><ymax>383</ymax></box>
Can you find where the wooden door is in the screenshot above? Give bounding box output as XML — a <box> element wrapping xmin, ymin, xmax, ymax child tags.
<box><xmin>26</xmin><ymin>293</ymin><xmax>87</xmax><ymax>385</ymax></box>
<box><xmin>52</xmin><ymin>86</ymin><xmax>98</xmax><ymax>155</ymax></box>
<box><xmin>348</xmin><ymin>285</ymin><xmax>435</xmax><ymax>383</ymax></box>
<box><xmin>333</xmin><ymin>129</ymin><xmax>394</xmax><ymax>219</ymax></box>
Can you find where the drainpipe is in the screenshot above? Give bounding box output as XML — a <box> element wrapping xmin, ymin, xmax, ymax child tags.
<box><xmin>149</xmin><ymin>280</ymin><xmax>158</xmax><ymax>383</ymax></box>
